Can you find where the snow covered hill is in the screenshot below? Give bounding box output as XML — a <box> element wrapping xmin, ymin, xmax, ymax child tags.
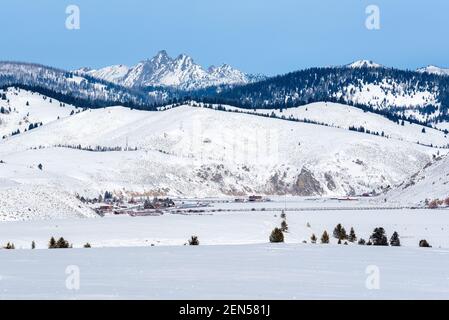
<box><xmin>0</xmin><ymin>102</ymin><xmax>441</xmax><ymax>205</ymax></box>
<box><xmin>216</xmin><ymin>102</ymin><xmax>449</xmax><ymax>148</ymax></box>
<box><xmin>347</xmin><ymin>59</ymin><xmax>382</xmax><ymax>69</ymax></box>
<box><xmin>77</xmin><ymin>50</ymin><xmax>261</xmax><ymax>90</ymax></box>
<box><xmin>0</xmin><ymin>87</ymin><xmax>81</xmax><ymax>139</ymax></box>
<box><xmin>417</xmin><ymin>65</ymin><xmax>449</xmax><ymax>76</ymax></box>
<box><xmin>384</xmin><ymin>152</ymin><xmax>449</xmax><ymax>206</ymax></box>
<box><xmin>213</xmin><ymin>63</ymin><xmax>449</xmax><ymax>123</ymax></box>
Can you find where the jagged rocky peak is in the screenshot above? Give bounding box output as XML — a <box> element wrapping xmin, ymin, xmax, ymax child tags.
<box><xmin>77</xmin><ymin>50</ymin><xmax>258</xmax><ymax>90</ymax></box>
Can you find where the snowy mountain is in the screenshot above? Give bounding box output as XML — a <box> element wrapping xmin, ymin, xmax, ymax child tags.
<box><xmin>77</xmin><ymin>50</ymin><xmax>261</xmax><ymax>90</ymax></box>
<box><xmin>417</xmin><ymin>65</ymin><xmax>449</xmax><ymax>76</ymax></box>
<box><xmin>211</xmin><ymin>63</ymin><xmax>449</xmax><ymax>124</ymax></box>
<box><xmin>0</xmin><ymin>62</ymin><xmax>165</xmax><ymax>109</ymax></box>
<box><xmin>346</xmin><ymin>60</ymin><xmax>382</xmax><ymax>69</ymax></box>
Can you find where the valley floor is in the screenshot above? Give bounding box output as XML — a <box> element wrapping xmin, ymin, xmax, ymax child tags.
<box><xmin>1</xmin><ymin>198</ymin><xmax>448</xmax><ymax>249</ymax></box>
<box><xmin>0</xmin><ymin>198</ymin><xmax>448</xmax><ymax>299</ymax></box>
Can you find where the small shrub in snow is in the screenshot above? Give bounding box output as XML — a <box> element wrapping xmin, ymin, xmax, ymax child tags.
<box><xmin>390</xmin><ymin>232</ymin><xmax>401</xmax><ymax>247</ymax></box>
<box><xmin>370</xmin><ymin>227</ymin><xmax>388</xmax><ymax>246</ymax></box>
<box><xmin>358</xmin><ymin>238</ymin><xmax>366</xmax><ymax>245</ymax></box>
<box><xmin>188</xmin><ymin>236</ymin><xmax>200</xmax><ymax>246</ymax></box>
<box><xmin>280</xmin><ymin>211</ymin><xmax>286</xmax><ymax>219</ymax></box>
<box><xmin>419</xmin><ymin>239</ymin><xmax>431</xmax><ymax>248</ymax></box>
<box><xmin>310</xmin><ymin>234</ymin><xmax>317</xmax><ymax>244</ymax></box>
<box><xmin>320</xmin><ymin>231</ymin><xmax>330</xmax><ymax>244</ymax></box>
<box><xmin>4</xmin><ymin>242</ymin><xmax>15</xmax><ymax>249</ymax></box>
<box><xmin>280</xmin><ymin>220</ymin><xmax>288</xmax><ymax>232</ymax></box>
<box><xmin>269</xmin><ymin>228</ymin><xmax>284</xmax><ymax>243</ymax></box>
<box><xmin>31</xmin><ymin>241</ymin><xmax>36</xmax><ymax>249</ymax></box>
<box><xmin>84</xmin><ymin>243</ymin><xmax>92</xmax><ymax>248</ymax></box>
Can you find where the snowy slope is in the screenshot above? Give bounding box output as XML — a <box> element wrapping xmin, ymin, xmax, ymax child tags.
<box><xmin>0</xmin><ymin>103</ymin><xmax>440</xmax><ymax>202</ymax></box>
<box><xmin>84</xmin><ymin>64</ymin><xmax>130</xmax><ymax>83</ymax></box>
<box><xmin>218</xmin><ymin>102</ymin><xmax>449</xmax><ymax>147</ymax></box>
<box><xmin>347</xmin><ymin>60</ymin><xmax>382</xmax><ymax>69</ymax></box>
<box><xmin>384</xmin><ymin>152</ymin><xmax>449</xmax><ymax>205</ymax></box>
<box><xmin>78</xmin><ymin>50</ymin><xmax>259</xmax><ymax>90</ymax></box>
<box><xmin>417</xmin><ymin>65</ymin><xmax>449</xmax><ymax>76</ymax></box>
<box><xmin>0</xmin><ymin>87</ymin><xmax>80</xmax><ymax>139</ymax></box>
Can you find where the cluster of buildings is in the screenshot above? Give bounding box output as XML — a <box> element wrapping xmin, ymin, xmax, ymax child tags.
<box><xmin>94</xmin><ymin>197</ymin><xmax>176</xmax><ymax>216</ymax></box>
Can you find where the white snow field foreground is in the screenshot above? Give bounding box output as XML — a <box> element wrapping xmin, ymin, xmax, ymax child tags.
<box><xmin>0</xmin><ymin>205</ymin><xmax>448</xmax><ymax>299</ymax></box>
<box><xmin>0</xmin><ymin>244</ymin><xmax>448</xmax><ymax>299</ymax></box>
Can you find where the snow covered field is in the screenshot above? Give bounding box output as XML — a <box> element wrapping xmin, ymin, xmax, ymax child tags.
<box><xmin>1</xmin><ymin>202</ymin><xmax>448</xmax><ymax>249</ymax></box>
<box><xmin>0</xmin><ymin>244</ymin><xmax>448</xmax><ymax>299</ymax></box>
<box><xmin>0</xmin><ymin>198</ymin><xmax>448</xmax><ymax>299</ymax></box>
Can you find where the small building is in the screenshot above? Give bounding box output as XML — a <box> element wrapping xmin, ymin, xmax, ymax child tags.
<box><xmin>248</xmin><ymin>195</ymin><xmax>263</xmax><ymax>202</ymax></box>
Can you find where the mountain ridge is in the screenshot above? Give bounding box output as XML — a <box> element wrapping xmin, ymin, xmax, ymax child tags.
<box><xmin>75</xmin><ymin>50</ymin><xmax>263</xmax><ymax>90</ymax></box>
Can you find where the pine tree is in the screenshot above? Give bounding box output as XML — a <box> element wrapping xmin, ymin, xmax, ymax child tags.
<box><xmin>310</xmin><ymin>234</ymin><xmax>317</xmax><ymax>244</ymax></box>
<box><xmin>320</xmin><ymin>231</ymin><xmax>330</xmax><ymax>244</ymax></box>
<box><xmin>333</xmin><ymin>224</ymin><xmax>342</xmax><ymax>239</ymax></box>
<box><xmin>333</xmin><ymin>223</ymin><xmax>348</xmax><ymax>240</ymax></box>
<box><xmin>48</xmin><ymin>236</ymin><xmax>56</xmax><ymax>249</ymax></box>
<box><xmin>348</xmin><ymin>227</ymin><xmax>357</xmax><ymax>242</ymax></box>
<box><xmin>390</xmin><ymin>232</ymin><xmax>401</xmax><ymax>246</ymax></box>
<box><xmin>31</xmin><ymin>240</ymin><xmax>36</xmax><ymax>249</ymax></box>
<box><xmin>370</xmin><ymin>227</ymin><xmax>388</xmax><ymax>246</ymax></box>
<box><xmin>269</xmin><ymin>228</ymin><xmax>284</xmax><ymax>243</ymax></box>
<box><xmin>55</xmin><ymin>237</ymin><xmax>70</xmax><ymax>249</ymax></box>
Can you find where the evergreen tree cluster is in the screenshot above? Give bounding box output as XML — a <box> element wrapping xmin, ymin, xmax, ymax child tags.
<box><xmin>48</xmin><ymin>237</ymin><xmax>71</xmax><ymax>249</ymax></box>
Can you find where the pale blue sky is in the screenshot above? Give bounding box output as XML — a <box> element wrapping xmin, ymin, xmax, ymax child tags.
<box><xmin>1</xmin><ymin>0</ymin><xmax>448</xmax><ymax>75</ymax></box>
